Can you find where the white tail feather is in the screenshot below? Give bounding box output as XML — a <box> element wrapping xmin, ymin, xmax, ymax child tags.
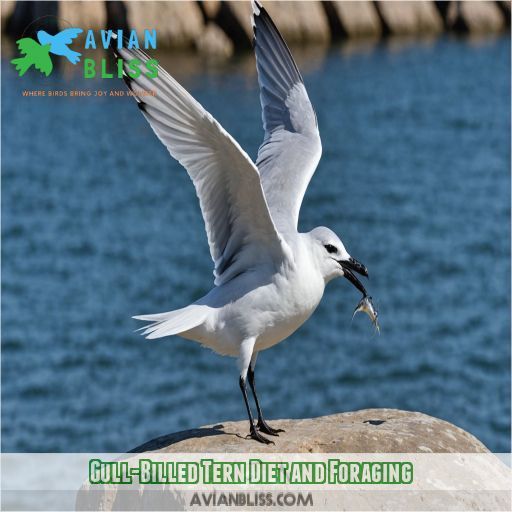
<box><xmin>133</xmin><ymin>304</ymin><xmax>209</xmax><ymax>340</ymax></box>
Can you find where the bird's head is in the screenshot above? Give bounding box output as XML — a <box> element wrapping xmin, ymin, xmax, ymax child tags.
<box><xmin>37</xmin><ymin>30</ymin><xmax>51</xmax><ymax>45</ymax></box>
<box><xmin>308</xmin><ymin>226</ymin><xmax>368</xmax><ymax>293</ymax></box>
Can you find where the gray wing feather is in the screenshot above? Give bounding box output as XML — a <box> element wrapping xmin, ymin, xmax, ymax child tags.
<box><xmin>253</xmin><ymin>1</ymin><xmax>322</xmax><ymax>234</ymax></box>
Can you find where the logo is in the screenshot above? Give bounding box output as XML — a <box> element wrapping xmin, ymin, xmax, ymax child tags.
<box><xmin>11</xmin><ymin>28</ymin><xmax>82</xmax><ymax>76</ymax></box>
<box><xmin>11</xmin><ymin>28</ymin><xmax>158</xmax><ymax>79</ymax></box>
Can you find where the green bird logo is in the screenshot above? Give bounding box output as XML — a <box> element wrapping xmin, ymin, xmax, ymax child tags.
<box><xmin>11</xmin><ymin>38</ymin><xmax>53</xmax><ymax>77</ymax></box>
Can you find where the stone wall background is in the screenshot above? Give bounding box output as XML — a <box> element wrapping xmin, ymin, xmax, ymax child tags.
<box><xmin>1</xmin><ymin>1</ymin><xmax>510</xmax><ymax>58</ymax></box>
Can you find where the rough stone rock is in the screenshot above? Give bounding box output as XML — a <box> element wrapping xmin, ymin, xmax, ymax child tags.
<box><xmin>447</xmin><ymin>0</ymin><xmax>506</xmax><ymax>33</ymax></box>
<box><xmin>126</xmin><ymin>1</ymin><xmax>204</xmax><ymax>48</ymax></box>
<box><xmin>376</xmin><ymin>1</ymin><xmax>443</xmax><ymax>36</ymax></box>
<box><xmin>330</xmin><ymin>1</ymin><xmax>382</xmax><ymax>39</ymax></box>
<box><xmin>196</xmin><ymin>22</ymin><xmax>234</xmax><ymax>59</ymax></box>
<box><xmin>130</xmin><ymin>409</ymin><xmax>490</xmax><ymax>453</ymax></box>
<box><xmin>77</xmin><ymin>410</ymin><xmax>507</xmax><ymax>511</ymax></box>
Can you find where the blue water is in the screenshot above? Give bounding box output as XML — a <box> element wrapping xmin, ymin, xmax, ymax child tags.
<box><xmin>2</xmin><ymin>36</ymin><xmax>510</xmax><ymax>452</ymax></box>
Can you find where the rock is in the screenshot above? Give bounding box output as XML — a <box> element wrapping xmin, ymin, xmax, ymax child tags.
<box><xmin>77</xmin><ymin>410</ymin><xmax>507</xmax><ymax>511</ymax></box>
<box><xmin>224</xmin><ymin>1</ymin><xmax>331</xmax><ymax>45</ymax></box>
<box><xmin>446</xmin><ymin>0</ymin><xmax>506</xmax><ymax>33</ymax></box>
<box><xmin>201</xmin><ymin>1</ymin><xmax>222</xmax><ymax>20</ymax></box>
<box><xmin>126</xmin><ymin>1</ymin><xmax>204</xmax><ymax>49</ymax></box>
<box><xmin>0</xmin><ymin>1</ymin><xmax>15</xmax><ymax>25</ymax></box>
<box><xmin>129</xmin><ymin>409</ymin><xmax>490</xmax><ymax>453</ymax></box>
<box><xmin>60</xmin><ymin>1</ymin><xmax>105</xmax><ymax>31</ymax></box>
<box><xmin>272</xmin><ymin>0</ymin><xmax>331</xmax><ymax>44</ymax></box>
<box><xmin>375</xmin><ymin>1</ymin><xmax>444</xmax><ymax>36</ymax></box>
<box><xmin>196</xmin><ymin>22</ymin><xmax>234</xmax><ymax>59</ymax></box>
<box><xmin>328</xmin><ymin>1</ymin><xmax>382</xmax><ymax>39</ymax></box>
<box><xmin>4</xmin><ymin>1</ymin><xmax>509</xmax><ymax>51</ymax></box>
<box><xmin>205</xmin><ymin>1</ymin><xmax>253</xmax><ymax>49</ymax></box>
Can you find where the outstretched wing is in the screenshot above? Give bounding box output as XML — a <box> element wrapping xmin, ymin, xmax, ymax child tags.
<box><xmin>112</xmin><ymin>38</ymin><xmax>291</xmax><ymax>286</ymax></box>
<box><xmin>252</xmin><ymin>1</ymin><xmax>322</xmax><ymax>235</ymax></box>
<box><xmin>53</xmin><ymin>28</ymin><xmax>83</xmax><ymax>45</ymax></box>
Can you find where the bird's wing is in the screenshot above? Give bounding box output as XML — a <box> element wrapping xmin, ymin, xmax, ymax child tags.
<box><xmin>113</xmin><ymin>41</ymin><xmax>291</xmax><ymax>286</ymax></box>
<box><xmin>53</xmin><ymin>28</ymin><xmax>83</xmax><ymax>45</ymax></box>
<box><xmin>252</xmin><ymin>1</ymin><xmax>322</xmax><ymax>235</ymax></box>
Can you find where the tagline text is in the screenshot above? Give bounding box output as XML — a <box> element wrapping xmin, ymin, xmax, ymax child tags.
<box><xmin>21</xmin><ymin>89</ymin><xmax>157</xmax><ymax>98</ymax></box>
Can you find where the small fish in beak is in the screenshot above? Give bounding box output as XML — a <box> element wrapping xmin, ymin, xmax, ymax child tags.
<box><xmin>352</xmin><ymin>295</ymin><xmax>380</xmax><ymax>334</ymax></box>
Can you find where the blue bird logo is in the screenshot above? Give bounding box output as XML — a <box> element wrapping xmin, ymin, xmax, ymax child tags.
<box><xmin>37</xmin><ymin>28</ymin><xmax>83</xmax><ymax>65</ymax></box>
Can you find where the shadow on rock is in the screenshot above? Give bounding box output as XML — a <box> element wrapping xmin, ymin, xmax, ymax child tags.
<box><xmin>128</xmin><ymin>424</ymin><xmax>233</xmax><ymax>453</ymax></box>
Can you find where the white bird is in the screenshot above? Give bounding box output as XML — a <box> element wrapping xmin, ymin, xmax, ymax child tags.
<box><xmin>114</xmin><ymin>1</ymin><xmax>370</xmax><ymax>444</ymax></box>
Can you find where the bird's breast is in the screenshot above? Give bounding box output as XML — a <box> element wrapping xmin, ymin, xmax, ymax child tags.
<box><xmin>252</xmin><ymin>262</ymin><xmax>325</xmax><ymax>351</ymax></box>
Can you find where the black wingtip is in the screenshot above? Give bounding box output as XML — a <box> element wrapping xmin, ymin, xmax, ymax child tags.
<box><xmin>251</xmin><ymin>2</ymin><xmax>281</xmax><ymax>43</ymax></box>
<box><xmin>252</xmin><ymin>0</ymin><xmax>263</xmax><ymax>16</ymax></box>
<box><xmin>253</xmin><ymin>1</ymin><xmax>272</xmax><ymax>24</ymax></box>
<box><xmin>251</xmin><ymin>0</ymin><xmax>303</xmax><ymax>84</ymax></box>
<box><xmin>108</xmin><ymin>32</ymin><xmax>118</xmax><ymax>52</ymax></box>
<box><xmin>251</xmin><ymin>0</ymin><xmax>263</xmax><ymax>32</ymax></box>
<box><xmin>121</xmin><ymin>72</ymin><xmax>132</xmax><ymax>89</ymax></box>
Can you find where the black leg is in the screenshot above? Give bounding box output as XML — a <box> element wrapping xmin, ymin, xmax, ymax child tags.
<box><xmin>239</xmin><ymin>376</ymin><xmax>273</xmax><ymax>444</ymax></box>
<box><xmin>247</xmin><ymin>366</ymin><xmax>284</xmax><ymax>436</ymax></box>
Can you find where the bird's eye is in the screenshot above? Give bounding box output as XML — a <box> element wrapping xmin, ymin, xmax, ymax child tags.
<box><xmin>324</xmin><ymin>244</ymin><xmax>338</xmax><ymax>254</ymax></box>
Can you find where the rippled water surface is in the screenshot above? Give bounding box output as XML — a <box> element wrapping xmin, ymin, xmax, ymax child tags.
<box><xmin>2</xmin><ymin>36</ymin><xmax>510</xmax><ymax>452</ymax></box>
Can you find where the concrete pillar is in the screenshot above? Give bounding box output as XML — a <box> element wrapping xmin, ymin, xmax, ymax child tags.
<box><xmin>196</xmin><ymin>22</ymin><xmax>234</xmax><ymax>59</ymax></box>
<box><xmin>326</xmin><ymin>1</ymin><xmax>382</xmax><ymax>39</ymax></box>
<box><xmin>446</xmin><ymin>0</ymin><xmax>506</xmax><ymax>33</ymax></box>
<box><xmin>223</xmin><ymin>1</ymin><xmax>330</xmax><ymax>45</ymax></box>
<box><xmin>126</xmin><ymin>1</ymin><xmax>204</xmax><ymax>49</ymax></box>
<box><xmin>59</xmin><ymin>1</ymin><xmax>106</xmax><ymax>31</ymax></box>
<box><xmin>374</xmin><ymin>1</ymin><xmax>443</xmax><ymax>36</ymax></box>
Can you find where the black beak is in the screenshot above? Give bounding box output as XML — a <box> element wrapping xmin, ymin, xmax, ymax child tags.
<box><xmin>340</xmin><ymin>257</ymin><xmax>368</xmax><ymax>278</ymax></box>
<box><xmin>339</xmin><ymin>257</ymin><xmax>368</xmax><ymax>296</ymax></box>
